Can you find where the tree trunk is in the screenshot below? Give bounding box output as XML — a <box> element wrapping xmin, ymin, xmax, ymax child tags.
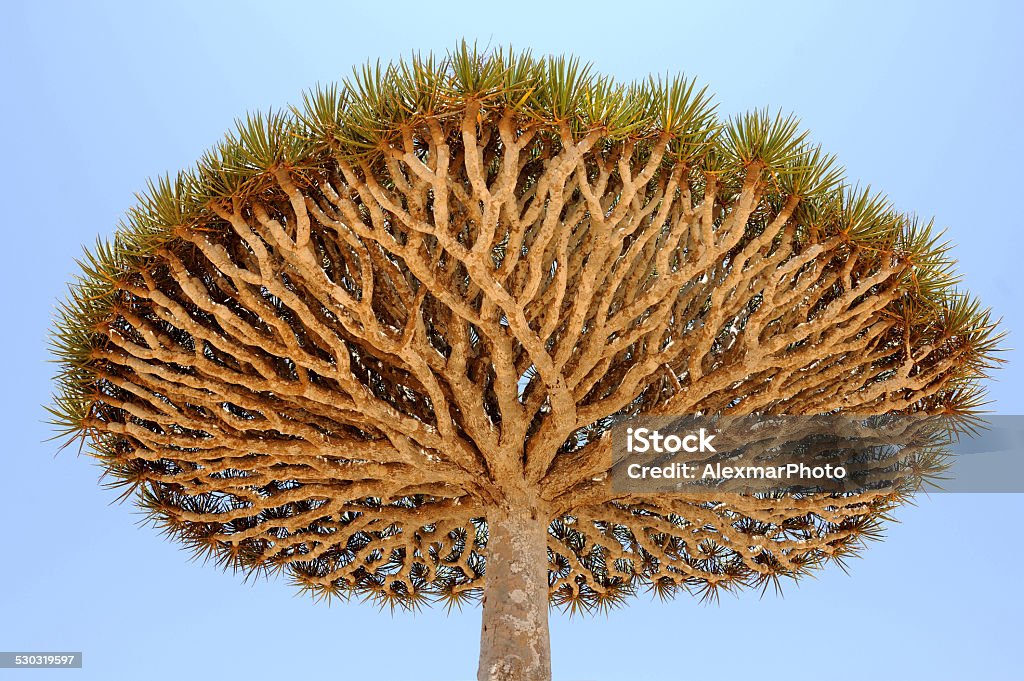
<box><xmin>477</xmin><ymin>503</ymin><xmax>551</xmax><ymax>681</ymax></box>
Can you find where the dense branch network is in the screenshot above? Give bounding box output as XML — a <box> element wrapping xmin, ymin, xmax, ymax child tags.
<box><xmin>52</xmin><ymin>49</ymin><xmax>999</xmax><ymax>611</ymax></box>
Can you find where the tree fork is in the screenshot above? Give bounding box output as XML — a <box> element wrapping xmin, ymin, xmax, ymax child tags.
<box><xmin>478</xmin><ymin>502</ymin><xmax>552</xmax><ymax>681</ymax></box>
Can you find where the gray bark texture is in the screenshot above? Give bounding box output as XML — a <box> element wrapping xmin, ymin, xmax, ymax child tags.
<box><xmin>477</xmin><ymin>503</ymin><xmax>551</xmax><ymax>681</ymax></box>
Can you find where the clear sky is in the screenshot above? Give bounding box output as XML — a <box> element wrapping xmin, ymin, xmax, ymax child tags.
<box><xmin>2</xmin><ymin>1</ymin><xmax>1022</xmax><ymax>679</ymax></box>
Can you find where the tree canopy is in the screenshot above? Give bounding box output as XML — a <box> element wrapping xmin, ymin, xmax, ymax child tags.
<box><xmin>50</xmin><ymin>43</ymin><xmax>1000</xmax><ymax>619</ymax></box>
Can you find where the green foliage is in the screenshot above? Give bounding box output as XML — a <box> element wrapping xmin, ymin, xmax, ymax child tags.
<box><xmin>646</xmin><ymin>74</ymin><xmax>718</xmax><ymax>158</ymax></box>
<box><xmin>529</xmin><ymin>55</ymin><xmax>595</xmax><ymax>124</ymax></box>
<box><xmin>723</xmin><ymin>109</ymin><xmax>808</xmax><ymax>171</ymax></box>
<box><xmin>777</xmin><ymin>144</ymin><xmax>844</xmax><ymax>198</ymax></box>
<box><xmin>839</xmin><ymin>185</ymin><xmax>898</xmax><ymax>243</ymax></box>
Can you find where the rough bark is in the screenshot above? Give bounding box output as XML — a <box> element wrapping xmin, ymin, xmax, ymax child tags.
<box><xmin>478</xmin><ymin>501</ymin><xmax>551</xmax><ymax>681</ymax></box>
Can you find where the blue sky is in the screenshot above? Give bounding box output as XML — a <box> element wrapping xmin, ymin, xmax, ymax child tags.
<box><xmin>2</xmin><ymin>1</ymin><xmax>1022</xmax><ymax>679</ymax></box>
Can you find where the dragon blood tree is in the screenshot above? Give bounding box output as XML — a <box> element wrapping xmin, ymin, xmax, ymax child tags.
<box><xmin>50</xmin><ymin>45</ymin><xmax>1000</xmax><ymax>681</ymax></box>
